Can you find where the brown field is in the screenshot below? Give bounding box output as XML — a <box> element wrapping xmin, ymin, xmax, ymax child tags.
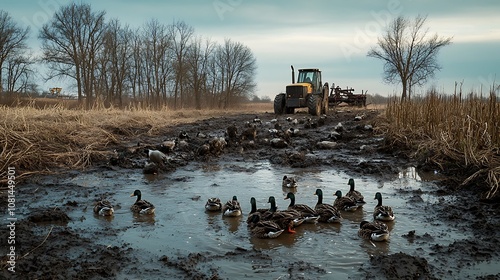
<box><xmin>0</xmin><ymin>101</ymin><xmax>272</xmax><ymax>182</ymax></box>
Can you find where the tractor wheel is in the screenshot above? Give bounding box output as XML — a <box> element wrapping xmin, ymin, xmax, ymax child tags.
<box><xmin>274</xmin><ymin>93</ymin><xmax>286</xmax><ymax>114</ymax></box>
<box><xmin>307</xmin><ymin>94</ymin><xmax>321</xmax><ymax>116</ymax></box>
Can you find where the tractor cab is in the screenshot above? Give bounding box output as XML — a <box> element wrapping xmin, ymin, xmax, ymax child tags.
<box><xmin>296</xmin><ymin>69</ymin><xmax>322</xmax><ymax>93</ymax></box>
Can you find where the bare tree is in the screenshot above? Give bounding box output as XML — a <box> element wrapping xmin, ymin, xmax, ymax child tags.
<box><xmin>367</xmin><ymin>15</ymin><xmax>452</xmax><ymax>99</ymax></box>
<box><xmin>169</xmin><ymin>20</ymin><xmax>194</xmax><ymax>109</ymax></box>
<box><xmin>128</xmin><ymin>28</ymin><xmax>144</xmax><ymax>107</ymax></box>
<box><xmin>215</xmin><ymin>39</ymin><xmax>257</xmax><ymax>108</ymax></box>
<box><xmin>5</xmin><ymin>52</ymin><xmax>36</xmax><ymax>93</ymax></box>
<box><xmin>141</xmin><ymin>19</ymin><xmax>174</xmax><ymax>108</ymax></box>
<box><xmin>185</xmin><ymin>36</ymin><xmax>215</xmax><ymax>109</ymax></box>
<box><xmin>39</xmin><ymin>3</ymin><xmax>106</xmax><ymax>108</ymax></box>
<box><xmin>96</xmin><ymin>19</ymin><xmax>133</xmax><ymax>107</ymax></box>
<box><xmin>0</xmin><ymin>10</ymin><xmax>30</xmax><ymax>96</ymax></box>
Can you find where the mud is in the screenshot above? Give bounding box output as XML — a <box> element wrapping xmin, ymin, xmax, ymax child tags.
<box><xmin>1</xmin><ymin>108</ymin><xmax>499</xmax><ymax>279</ymax></box>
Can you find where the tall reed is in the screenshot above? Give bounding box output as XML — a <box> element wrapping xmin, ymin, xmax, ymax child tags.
<box><xmin>382</xmin><ymin>89</ymin><xmax>499</xmax><ymax>198</ymax></box>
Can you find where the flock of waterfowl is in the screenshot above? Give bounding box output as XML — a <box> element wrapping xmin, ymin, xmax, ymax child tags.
<box><xmin>94</xmin><ymin>113</ymin><xmax>388</xmax><ymax>242</ymax></box>
<box><xmin>93</xmin><ymin>177</ymin><xmax>395</xmax><ymax>243</ymax></box>
<box><xmin>204</xmin><ymin>177</ymin><xmax>396</xmax><ymax>242</ymax></box>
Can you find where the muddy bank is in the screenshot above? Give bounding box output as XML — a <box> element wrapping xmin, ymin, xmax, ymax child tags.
<box><xmin>1</xmin><ymin>108</ymin><xmax>499</xmax><ymax>279</ymax></box>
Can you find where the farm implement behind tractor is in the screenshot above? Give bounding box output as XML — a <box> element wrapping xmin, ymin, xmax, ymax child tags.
<box><xmin>328</xmin><ymin>85</ymin><xmax>367</xmax><ymax>107</ymax></box>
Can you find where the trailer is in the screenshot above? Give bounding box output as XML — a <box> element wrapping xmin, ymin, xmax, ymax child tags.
<box><xmin>328</xmin><ymin>86</ymin><xmax>367</xmax><ymax>107</ymax></box>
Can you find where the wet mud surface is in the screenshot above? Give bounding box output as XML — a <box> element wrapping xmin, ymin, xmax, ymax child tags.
<box><xmin>1</xmin><ymin>108</ymin><xmax>499</xmax><ymax>279</ymax></box>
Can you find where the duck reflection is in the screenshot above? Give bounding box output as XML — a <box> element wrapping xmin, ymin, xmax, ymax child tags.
<box><xmin>132</xmin><ymin>212</ymin><xmax>156</xmax><ymax>225</ymax></box>
<box><xmin>223</xmin><ymin>215</ymin><xmax>243</xmax><ymax>233</ymax></box>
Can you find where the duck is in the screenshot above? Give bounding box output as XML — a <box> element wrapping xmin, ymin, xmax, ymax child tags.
<box><xmin>143</xmin><ymin>162</ymin><xmax>158</xmax><ymax>175</ymax></box>
<box><xmin>266</xmin><ymin>196</ymin><xmax>304</xmax><ymax>233</ymax></box>
<box><xmin>145</xmin><ymin>149</ymin><xmax>168</xmax><ymax>166</ymax></box>
<box><xmin>314</xmin><ymin>189</ymin><xmax>343</xmax><ymax>223</ymax></box>
<box><xmin>374</xmin><ymin>192</ymin><xmax>395</xmax><ymax>221</ymax></box>
<box><xmin>197</xmin><ymin>141</ymin><xmax>211</xmax><ymax>157</ymax></box>
<box><xmin>93</xmin><ymin>200</ymin><xmax>114</xmax><ymax>216</ymax></box>
<box><xmin>178</xmin><ymin>131</ymin><xmax>190</xmax><ymax>140</ymax></box>
<box><xmin>282</xmin><ymin>175</ymin><xmax>297</xmax><ymax>188</ymax></box>
<box><xmin>333</xmin><ymin>190</ymin><xmax>359</xmax><ymax>212</ymax></box>
<box><xmin>209</xmin><ymin>137</ymin><xmax>227</xmax><ymax>156</ymax></box>
<box><xmin>241</xmin><ymin>125</ymin><xmax>257</xmax><ymax>141</ymax></box>
<box><xmin>270</xmin><ymin>138</ymin><xmax>288</xmax><ymax>148</ymax></box>
<box><xmin>358</xmin><ymin>220</ymin><xmax>390</xmax><ymax>242</ymax></box>
<box><xmin>159</xmin><ymin>139</ymin><xmax>176</xmax><ymax>153</ymax></box>
<box><xmin>316</xmin><ymin>141</ymin><xmax>337</xmax><ymax>149</ymax></box>
<box><xmin>284</xmin><ymin>192</ymin><xmax>319</xmax><ymax>223</ymax></box>
<box><xmin>248</xmin><ymin>214</ymin><xmax>285</xmax><ymax>239</ymax></box>
<box><xmin>222</xmin><ymin>196</ymin><xmax>242</xmax><ymax>217</ymax></box>
<box><xmin>226</xmin><ymin>124</ymin><xmax>239</xmax><ymax>141</ymax></box>
<box><xmin>205</xmin><ymin>197</ymin><xmax>222</xmax><ymax>212</ymax></box>
<box><xmin>130</xmin><ymin>189</ymin><xmax>155</xmax><ymax>214</ymax></box>
<box><xmin>345</xmin><ymin>178</ymin><xmax>366</xmax><ymax>206</ymax></box>
<box><xmin>247</xmin><ymin>197</ymin><xmax>270</xmax><ymax>225</ymax></box>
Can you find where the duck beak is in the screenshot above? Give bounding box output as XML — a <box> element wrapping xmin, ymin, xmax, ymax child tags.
<box><xmin>130</xmin><ymin>193</ymin><xmax>134</xmax><ymax>197</ymax></box>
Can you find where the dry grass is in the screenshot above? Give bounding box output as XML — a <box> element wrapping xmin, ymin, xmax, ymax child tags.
<box><xmin>0</xmin><ymin>102</ymin><xmax>272</xmax><ymax>183</ymax></box>
<box><xmin>379</xmin><ymin>90</ymin><xmax>500</xmax><ymax>198</ymax></box>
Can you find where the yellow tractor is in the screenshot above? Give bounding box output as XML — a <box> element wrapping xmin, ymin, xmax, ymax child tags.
<box><xmin>274</xmin><ymin>66</ymin><xmax>329</xmax><ymax>116</ymax></box>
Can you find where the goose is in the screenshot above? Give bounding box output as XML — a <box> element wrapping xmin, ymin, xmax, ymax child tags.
<box><xmin>345</xmin><ymin>178</ymin><xmax>366</xmax><ymax>206</ymax></box>
<box><xmin>374</xmin><ymin>192</ymin><xmax>395</xmax><ymax>221</ymax></box>
<box><xmin>145</xmin><ymin>149</ymin><xmax>168</xmax><ymax>166</ymax></box>
<box><xmin>130</xmin><ymin>190</ymin><xmax>155</xmax><ymax>215</ymax></box>
<box><xmin>333</xmin><ymin>190</ymin><xmax>359</xmax><ymax>212</ymax></box>
<box><xmin>314</xmin><ymin>189</ymin><xmax>343</xmax><ymax>223</ymax></box>
<box><xmin>358</xmin><ymin>220</ymin><xmax>390</xmax><ymax>242</ymax></box>
<box><xmin>93</xmin><ymin>200</ymin><xmax>114</xmax><ymax>216</ymax></box>
<box><xmin>222</xmin><ymin>196</ymin><xmax>242</xmax><ymax>217</ymax></box>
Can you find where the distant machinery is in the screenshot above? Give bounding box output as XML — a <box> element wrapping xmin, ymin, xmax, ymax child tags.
<box><xmin>49</xmin><ymin>87</ymin><xmax>62</xmax><ymax>97</ymax></box>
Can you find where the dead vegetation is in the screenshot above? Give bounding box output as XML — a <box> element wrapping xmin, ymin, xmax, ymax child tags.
<box><xmin>378</xmin><ymin>90</ymin><xmax>500</xmax><ymax>198</ymax></box>
<box><xmin>0</xmin><ymin>101</ymin><xmax>272</xmax><ymax>183</ymax></box>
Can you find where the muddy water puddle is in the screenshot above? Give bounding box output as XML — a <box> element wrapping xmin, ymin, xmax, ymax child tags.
<box><xmin>18</xmin><ymin>163</ymin><xmax>496</xmax><ymax>279</ymax></box>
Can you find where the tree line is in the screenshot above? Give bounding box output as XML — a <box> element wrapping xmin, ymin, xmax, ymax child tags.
<box><xmin>0</xmin><ymin>3</ymin><xmax>257</xmax><ymax>109</ymax></box>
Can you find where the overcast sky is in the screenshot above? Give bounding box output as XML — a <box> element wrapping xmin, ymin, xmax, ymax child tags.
<box><xmin>5</xmin><ymin>0</ymin><xmax>500</xmax><ymax>98</ymax></box>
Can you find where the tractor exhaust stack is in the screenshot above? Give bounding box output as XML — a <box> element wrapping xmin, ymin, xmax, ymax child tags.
<box><xmin>291</xmin><ymin>65</ymin><xmax>295</xmax><ymax>84</ymax></box>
